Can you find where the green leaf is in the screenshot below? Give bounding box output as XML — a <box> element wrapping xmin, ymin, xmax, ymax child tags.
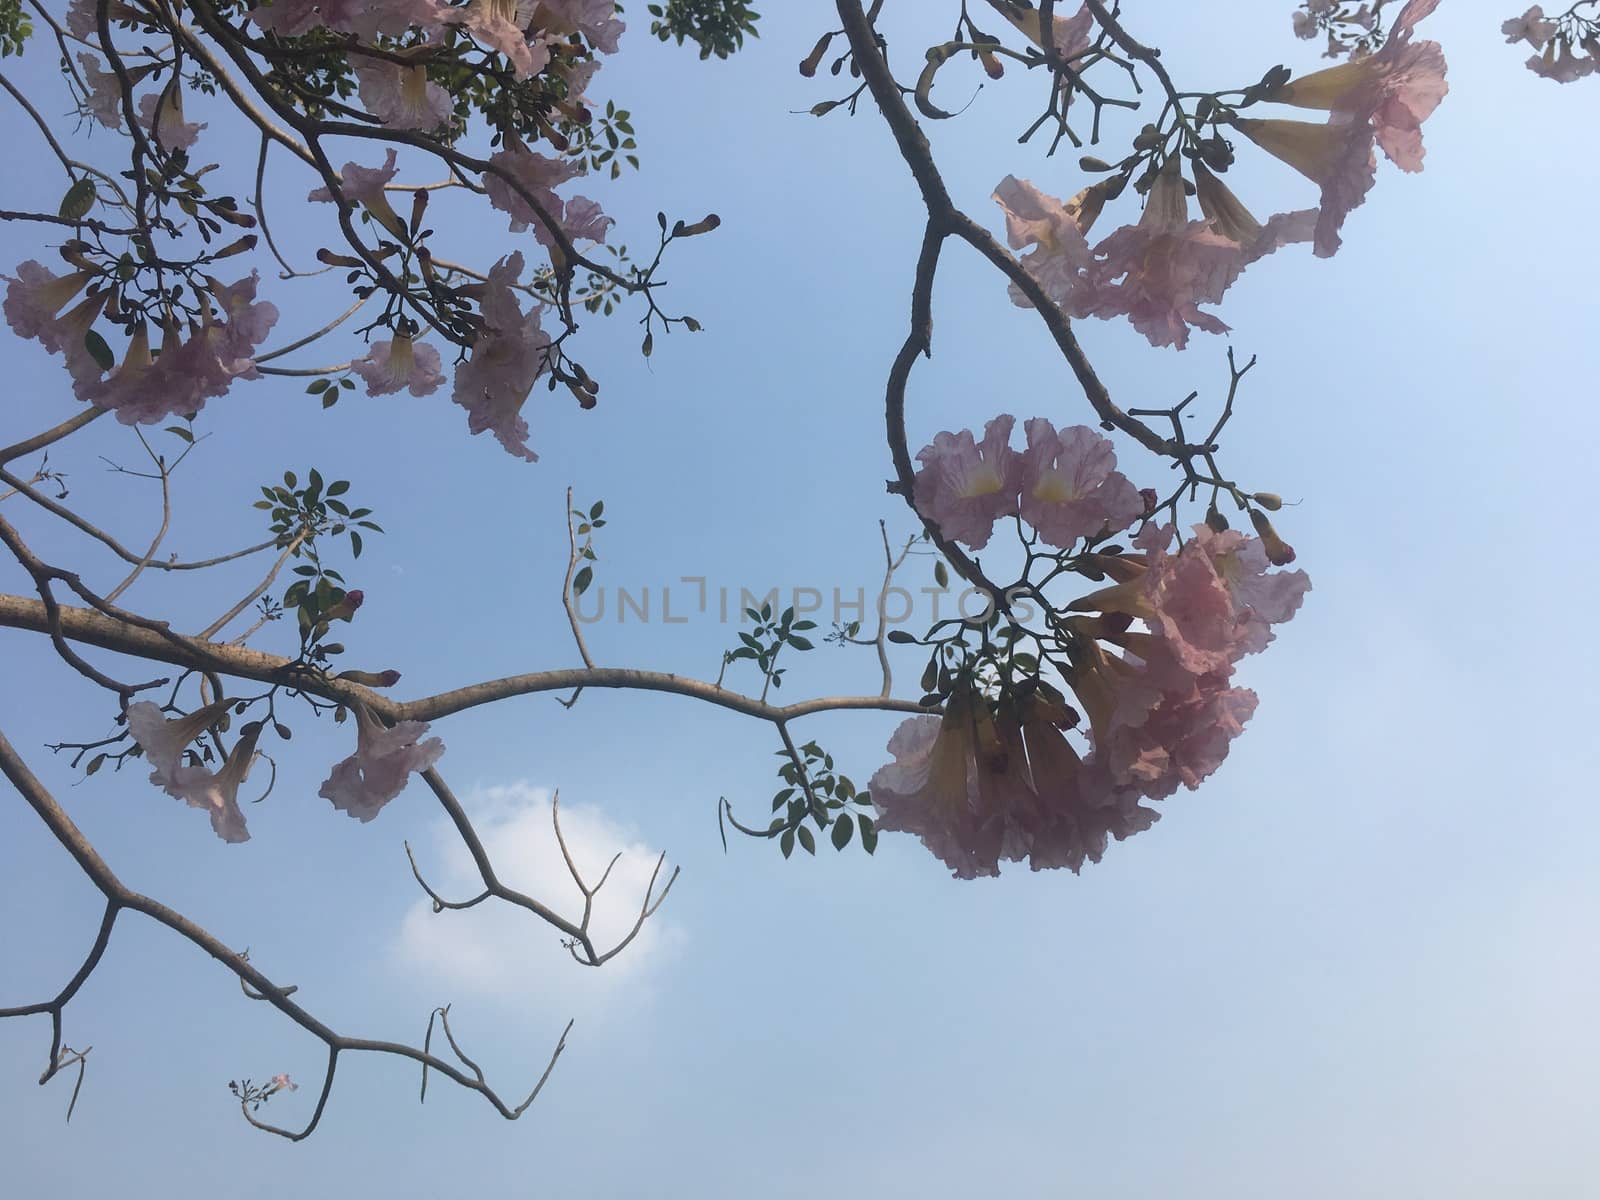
<box><xmin>830</xmin><ymin>812</ymin><xmax>853</xmax><ymax>850</ymax></box>
<box><xmin>327</xmin><ymin>479</ymin><xmax>350</xmax><ymax>496</ymax></box>
<box><xmin>573</xmin><ymin>565</ymin><xmax>593</xmax><ymax>594</ymax></box>
<box><xmin>934</xmin><ymin>560</ymin><xmax>950</xmax><ymax>588</ymax></box>
<box><xmin>349</xmin><ymin>531</ymin><xmax>363</xmax><ymax>559</ymax></box>
<box><xmin>780</xmin><ymin>828</ymin><xmax>795</xmax><ymax>859</ymax></box>
<box><xmin>787</xmin><ymin>635</ymin><xmax>814</xmax><ymax>651</ymax></box>
<box><xmin>887</xmin><ymin>630</ymin><xmax>918</xmax><ymax>644</ymax></box>
<box><xmin>82</xmin><ymin>328</ymin><xmax>114</xmax><ymax>372</ymax></box>
<box><xmin>859</xmin><ymin>814</ymin><xmax>878</xmax><ymax>854</ymax></box>
<box><xmin>796</xmin><ymin>825</ymin><xmax>815</xmax><ymax>855</ymax></box>
<box><xmin>59</xmin><ymin>178</ymin><xmax>96</xmax><ymax>221</ymax></box>
<box><xmin>590</xmin><ymin>500</ymin><xmax>604</xmax><ymax>519</ymax></box>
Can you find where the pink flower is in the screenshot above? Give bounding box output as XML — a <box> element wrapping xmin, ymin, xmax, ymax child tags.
<box><xmin>127</xmin><ymin>701</ymin><xmax>260</xmax><ymax>844</ymax></box>
<box><xmin>484</xmin><ymin>142</ymin><xmax>585</xmax><ymax>243</ymax></box>
<box><xmin>66</xmin><ymin>0</ymin><xmax>97</xmax><ymax>38</ymax></box>
<box><xmin>78</xmin><ymin>55</ymin><xmax>123</xmax><ymax>129</ymax></box>
<box><xmin>1526</xmin><ymin>40</ymin><xmax>1599</xmax><ymax>81</ymax></box>
<box><xmin>318</xmin><ymin>705</ymin><xmax>444</xmax><ymax>822</ymax></box>
<box><xmin>1503</xmin><ymin>6</ymin><xmax>1557</xmax><ymax>47</ymax></box>
<box><xmin>1292</xmin><ymin>10</ymin><xmax>1318</xmax><ymax>39</ymax></box>
<box><xmin>137</xmin><ymin>88</ymin><xmax>206</xmax><ymax>150</ymax></box>
<box><xmin>1256</xmin><ymin>0</ymin><xmax>1447</xmax><ymax>255</ymax></box>
<box><xmin>1188</xmin><ymin>524</ymin><xmax>1311</xmax><ymax>656</ymax></box>
<box><xmin>870</xmin><ymin>693</ymin><xmax>1166</xmax><ymax>877</ymax></box>
<box><xmin>993</xmin><ymin>0</ymin><xmax>1091</xmax><ymax>57</ymax></box>
<box><xmin>125</xmin><ymin>700</ymin><xmax>231</xmax><ymax>787</ymax></box>
<box><xmin>1019</xmin><ymin>419</ymin><xmax>1143</xmax><ymax>549</ymax></box>
<box><xmin>308</xmin><ymin>149</ymin><xmax>406</xmax><ymax>237</ymax></box>
<box><xmin>352</xmin><ymin>335</ymin><xmax>445</xmax><ymax>396</ymax></box>
<box><xmin>1076</xmin><ymin>161</ymin><xmax>1246</xmax><ymax>349</ymax></box>
<box><xmin>2</xmin><ymin>261</ymin><xmax>91</xmax><ymax>349</ymax></box>
<box><xmin>353</xmin><ymin>60</ymin><xmax>453</xmax><ymax>130</ymax></box>
<box><xmin>1191</xmin><ymin>163</ymin><xmax>1318</xmax><ymax>265</ymax></box>
<box><xmin>560</xmin><ymin>195</ymin><xmax>614</xmax><ymax>245</ymax></box>
<box><xmin>912</xmin><ymin>415</ymin><xmax>1021</xmax><ymax>550</ymax></box>
<box><xmin>165</xmin><ymin>730</ymin><xmax>260</xmax><ymax>845</ymax></box>
<box><xmin>308</xmin><ymin>150</ymin><xmax>399</xmax><ymax>207</ymax></box>
<box><xmin>1233</xmin><ymin>117</ymin><xmax>1377</xmax><ymax>259</ymax></box>
<box><xmin>991</xmin><ymin>175</ymin><xmax>1094</xmax><ymax>309</ymax></box>
<box><xmin>73</xmin><ymin>274</ymin><xmax>279</xmax><ymax>424</ymax></box>
<box><xmin>1016</xmin><ymin>710</ymin><xmax>1159</xmax><ymax>874</ymax></box>
<box><xmin>1096</xmin><ymin>671</ymin><xmax>1258</xmax><ymax>802</ymax></box>
<box><xmin>867</xmin><ymin>697</ymin><xmax>1026</xmax><ymax>880</ymax></box>
<box><xmin>538</xmin><ymin>0</ymin><xmax>624</xmax><ymax>54</ymax></box>
<box><xmin>1071</xmin><ymin>521</ymin><xmax>1310</xmax><ymax>674</ymax></box>
<box><xmin>248</xmin><ymin>0</ymin><xmax>450</xmax><ymax>39</ymax></box>
<box><xmin>269</xmin><ymin>1074</ymin><xmax>298</xmax><ymax>1093</ymax></box>
<box><xmin>461</xmin><ymin>0</ymin><xmax>553</xmax><ymax>80</ymax></box>
<box><xmin>452</xmin><ymin>251</ymin><xmax>550</xmax><ymax>461</ymax></box>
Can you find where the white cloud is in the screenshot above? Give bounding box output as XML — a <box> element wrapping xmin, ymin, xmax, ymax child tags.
<box><xmin>391</xmin><ymin>783</ymin><xmax>683</xmax><ymax>1014</ymax></box>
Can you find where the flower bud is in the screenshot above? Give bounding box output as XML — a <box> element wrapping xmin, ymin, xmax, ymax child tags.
<box><xmin>799</xmin><ymin>32</ymin><xmax>833</xmax><ymax>77</ymax></box>
<box><xmin>1248</xmin><ymin>509</ymin><xmax>1296</xmax><ymax>565</ymax></box>
<box><xmin>1252</xmin><ymin>492</ymin><xmax>1283</xmax><ymax>511</ymax></box>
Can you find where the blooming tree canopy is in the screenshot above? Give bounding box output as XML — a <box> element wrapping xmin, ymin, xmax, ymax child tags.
<box><xmin>0</xmin><ymin>0</ymin><xmax>1560</xmax><ymax>1153</ymax></box>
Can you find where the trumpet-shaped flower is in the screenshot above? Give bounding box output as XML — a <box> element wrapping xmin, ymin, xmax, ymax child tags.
<box><xmin>1019</xmin><ymin>419</ymin><xmax>1143</xmax><ymax>548</ymax></box>
<box><xmin>1189</xmin><ymin>524</ymin><xmax>1312</xmax><ymax>656</ymax></box>
<box><xmin>539</xmin><ymin>0</ymin><xmax>624</xmax><ymax>53</ymax></box>
<box><xmin>1095</xmin><ymin>670</ymin><xmax>1258</xmax><ymax>802</ymax></box>
<box><xmin>992</xmin><ymin>175</ymin><xmax>1095</xmax><ymax>309</ymax></box>
<box><xmin>352</xmin><ymin>335</ymin><xmax>445</xmax><ymax>397</ymax></box>
<box><xmin>868</xmin><ymin>695</ymin><xmax>1023</xmax><ymax>880</ymax></box>
<box><xmin>1017</xmin><ymin>710</ymin><xmax>1159</xmax><ymax>874</ymax></box>
<box><xmin>248</xmin><ymin>0</ymin><xmax>450</xmax><ymax>40</ymax></box>
<box><xmin>137</xmin><ymin>88</ymin><xmax>206</xmax><ymax>150</ymax></box>
<box><xmin>125</xmin><ymin>700</ymin><xmax>233</xmax><ymax>787</ymax></box>
<box><xmin>1502</xmin><ymin>6</ymin><xmax>1557</xmax><ymax>47</ymax></box>
<box><xmin>318</xmin><ymin>705</ymin><xmax>444</xmax><ymax>823</ymax></box>
<box><xmin>165</xmin><ymin>726</ymin><xmax>261</xmax><ymax>844</ymax></box>
<box><xmin>128</xmin><ymin>701</ymin><xmax>260</xmax><ymax>844</ymax></box>
<box><xmin>1526</xmin><ymin>39</ymin><xmax>1599</xmax><ymax>81</ymax></box>
<box><xmin>354</xmin><ymin>60</ymin><xmax>453</xmax><ymax>131</ymax></box>
<box><xmin>70</xmin><ymin>274</ymin><xmax>278</xmax><ymax>423</ymax></box>
<box><xmin>452</xmin><ymin>251</ymin><xmax>550</xmax><ymax>461</ymax></box>
<box><xmin>462</xmin><ymin>0</ymin><xmax>552</xmax><ymax>79</ymax></box>
<box><xmin>308</xmin><ymin>149</ymin><xmax>407</xmax><ymax>237</ymax></box>
<box><xmin>1076</xmin><ymin>161</ymin><xmax>1246</xmax><ymax>349</ymax></box>
<box><xmin>78</xmin><ymin>55</ymin><xmax>123</xmax><ymax>129</ymax></box>
<box><xmin>994</xmin><ymin>0</ymin><xmax>1091</xmax><ymax>57</ymax></box>
<box><xmin>484</xmin><ymin>142</ymin><xmax>590</xmax><ymax>245</ymax></box>
<box><xmin>1256</xmin><ymin>0</ymin><xmax>1446</xmax><ymax>254</ymax></box>
<box><xmin>912</xmin><ymin>415</ymin><xmax>1021</xmax><ymax>550</ymax></box>
<box><xmin>2</xmin><ymin>261</ymin><xmax>91</xmax><ymax>349</ymax></box>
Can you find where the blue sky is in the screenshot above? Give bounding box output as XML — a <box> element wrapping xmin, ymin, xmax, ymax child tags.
<box><xmin>3</xmin><ymin>3</ymin><xmax>1598</xmax><ymax>1197</ymax></box>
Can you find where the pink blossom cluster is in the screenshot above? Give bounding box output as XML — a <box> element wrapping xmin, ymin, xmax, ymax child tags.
<box><xmin>997</xmin><ymin>0</ymin><xmax>1445</xmax><ymax>346</ymax></box>
<box><xmin>993</xmin><ymin>164</ymin><xmax>1316</xmax><ymax>350</ymax></box>
<box><xmin>125</xmin><ymin>699</ymin><xmax>444</xmax><ymax>843</ymax></box>
<box><xmin>484</xmin><ymin>140</ymin><xmax>614</xmax><ymax>248</ymax></box>
<box><xmin>870</xmin><ymin>522</ymin><xmax>1310</xmax><ymax>878</ymax></box>
<box><xmin>318</xmin><ymin>705</ymin><xmax>445</xmax><ymax>822</ymax></box>
<box><xmin>1291</xmin><ymin>0</ymin><xmax>1377</xmax><ymax>58</ymax></box>
<box><xmin>912</xmin><ymin>416</ymin><xmax>1143</xmax><ymax>551</ymax></box>
<box><xmin>243</xmin><ymin>0</ymin><xmax>622</xmax><ymax>82</ymax></box>
<box><xmin>1242</xmin><ymin>0</ymin><xmax>1448</xmax><ymax>257</ymax></box>
<box><xmin>1504</xmin><ymin>7</ymin><xmax>1600</xmax><ymax>81</ymax></box>
<box><xmin>451</xmin><ymin>251</ymin><xmax>553</xmax><ymax>460</ymax></box>
<box><xmin>2</xmin><ymin>263</ymin><xmax>279</xmax><ymax>425</ymax></box>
